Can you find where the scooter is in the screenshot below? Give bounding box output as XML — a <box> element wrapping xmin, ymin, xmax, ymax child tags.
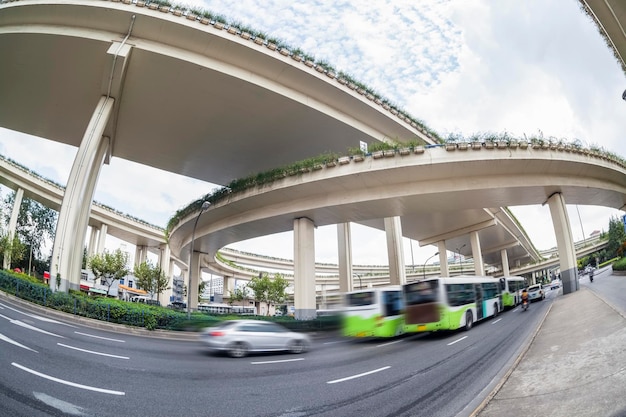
<box><xmin>522</xmin><ymin>299</ymin><xmax>529</xmax><ymax>311</ymax></box>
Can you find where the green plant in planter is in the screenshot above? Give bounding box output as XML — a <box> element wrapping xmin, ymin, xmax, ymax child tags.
<box><xmin>315</xmin><ymin>60</ymin><xmax>336</xmax><ymax>73</ymax></box>
<box><xmin>367</xmin><ymin>141</ymin><xmax>396</xmax><ymax>153</ymax></box>
<box><xmin>347</xmin><ymin>146</ymin><xmax>365</xmax><ymax>156</ymax></box>
<box><xmin>151</xmin><ymin>0</ymin><xmax>172</xmax><ymax>7</ymax></box>
<box><xmin>213</xmin><ymin>14</ymin><xmax>227</xmax><ymax>24</ymax></box>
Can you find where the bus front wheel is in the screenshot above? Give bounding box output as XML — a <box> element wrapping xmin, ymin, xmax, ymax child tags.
<box><xmin>464</xmin><ymin>311</ymin><xmax>473</xmax><ymax>331</ymax></box>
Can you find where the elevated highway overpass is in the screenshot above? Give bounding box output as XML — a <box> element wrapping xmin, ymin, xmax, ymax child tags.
<box><xmin>1</xmin><ymin>1</ymin><xmax>624</xmax><ymax>318</ymax></box>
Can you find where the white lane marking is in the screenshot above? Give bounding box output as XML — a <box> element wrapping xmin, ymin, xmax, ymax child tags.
<box><xmin>251</xmin><ymin>358</ymin><xmax>305</xmax><ymax>365</ymax></box>
<box><xmin>491</xmin><ymin>318</ymin><xmax>502</xmax><ymax>324</ymax></box>
<box><xmin>0</xmin><ymin>332</ymin><xmax>38</xmax><ymax>352</ymax></box>
<box><xmin>57</xmin><ymin>343</ymin><xmax>129</xmax><ymax>359</ymax></box>
<box><xmin>0</xmin><ymin>302</ymin><xmax>76</xmax><ymax>327</ymax></box>
<box><xmin>376</xmin><ymin>339</ymin><xmax>403</xmax><ymax>348</ymax></box>
<box><xmin>12</xmin><ymin>320</ymin><xmax>65</xmax><ymax>338</ymax></box>
<box><xmin>322</xmin><ymin>340</ymin><xmax>346</xmax><ymax>345</ymax></box>
<box><xmin>33</xmin><ymin>392</ymin><xmax>86</xmax><ymax>416</ymax></box>
<box><xmin>75</xmin><ymin>331</ymin><xmax>125</xmax><ymax>343</ymax></box>
<box><xmin>12</xmin><ymin>362</ymin><xmax>125</xmax><ymax>396</ymax></box>
<box><xmin>327</xmin><ymin>366</ymin><xmax>391</xmax><ymax>384</ymax></box>
<box><xmin>447</xmin><ymin>336</ymin><xmax>468</xmax><ymax>346</ymax></box>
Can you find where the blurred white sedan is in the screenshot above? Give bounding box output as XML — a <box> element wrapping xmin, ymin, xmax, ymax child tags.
<box><xmin>527</xmin><ymin>284</ymin><xmax>545</xmax><ymax>302</ymax></box>
<box><xmin>201</xmin><ymin>320</ymin><xmax>310</xmax><ymax>358</ymax></box>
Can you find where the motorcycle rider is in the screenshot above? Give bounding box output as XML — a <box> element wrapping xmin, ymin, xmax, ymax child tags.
<box><xmin>521</xmin><ymin>288</ymin><xmax>529</xmax><ymax>309</ymax></box>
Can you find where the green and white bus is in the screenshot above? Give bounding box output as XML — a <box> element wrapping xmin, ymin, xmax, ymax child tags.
<box><xmin>500</xmin><ymin>276</ymin><xmax>525</xmax><ymax>309</ymax></box>
<box><xmin>341</xmin><ymin>286</ymin><xmax>405</xmax><ymax>338</ymax></box>
<box><xmin>403</xmin><ymin>277</ymin><xmax>502</xmax><ymax>333</ymax></box>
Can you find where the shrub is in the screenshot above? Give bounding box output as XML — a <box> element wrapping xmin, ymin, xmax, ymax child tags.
<box><xmin>613</xmin><ymin>257</ymin><xmax>626</xmax><ymax>271</ymax></box>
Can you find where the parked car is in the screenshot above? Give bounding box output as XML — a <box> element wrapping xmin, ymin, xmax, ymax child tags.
<box><xmin>200</xmin><ymin>320</ymin><xmax>310</xmax><ymax>358</ymax></box>
<box><xmin>168</xmin><ymin>301</ymin><xmax>187</xmax><ymax>310</ymax></box>
<box><xmin>527</xmin><ymin>284</ymin><xmax>545</xmax><ymax>302</ymax></box>
<box><xmin>548</xmin><ymin>280</ymin><xmax>561</xmax><ymax>290</ymax></box>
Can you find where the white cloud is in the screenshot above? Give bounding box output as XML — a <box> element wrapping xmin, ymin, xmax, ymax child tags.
<box><xmin>1</xmin><ymin>0</ymin><xmax>624</xmax><ymax>267</ymax></box>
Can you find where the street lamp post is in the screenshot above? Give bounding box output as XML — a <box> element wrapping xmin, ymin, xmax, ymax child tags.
<box><xmin>187</xmin><ymin>201</ymin><xmax>210</xmax><ymax>319</ymax></box>
<box><xmin>354</xmin><ymin>273</ymin><xmax>362</xmax><ymax>289</ymax></box>
<box><xmin>455</xmin><ymin>244</ymin><xmax>466</xmax><ymax>276</ymax></box>
<box><xmin>422</xmin><ymin>252</ymin><xmax>439</xmax><ymax>280</ymax></box>
<box><xmin>409</xmin><ymin>239</ymin><xmax>415</xmax><ymax>272</ymax></box>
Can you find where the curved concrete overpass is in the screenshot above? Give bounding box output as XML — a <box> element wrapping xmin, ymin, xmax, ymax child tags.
<box><xmin>0</xmin><ymin>155</ymin><xmax>166</xmax><ymax>249</ymax></box>
<box><xmin>0</xmin><ymin>0</ymin><xmax>435</xmax><ymax>186</ymax></box>
<box><xmin>170</xmin><ymin>144</ymin><xmax>625</xmax><ymax>268</ymax></box>
<box><xmin>1</xmin><ymin>1</ymin><xmax>625</xmax><ymax>317</ymax></box>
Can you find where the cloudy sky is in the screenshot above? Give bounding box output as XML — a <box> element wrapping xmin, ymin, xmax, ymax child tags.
<box><xmin>0</xmin><ymin>0</ymin><xmax>624</xmax><ymax>268</ymax></box>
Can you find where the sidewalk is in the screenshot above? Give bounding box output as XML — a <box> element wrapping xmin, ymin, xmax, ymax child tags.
<box><xmin>474</xmin><ymin>286</ymin><xmax>626</xmax><ymax>417</ymax></box>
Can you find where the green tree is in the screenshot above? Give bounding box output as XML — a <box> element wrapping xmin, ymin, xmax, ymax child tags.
<box><xmin>88</xmin><ymin>249</ymin><xmax>130</xmax><ymax>296</ymax></box>
<box><xmin>607</xmin><ymin>216</ymin><xmax>626</xmax><ymax>258</ymax></box>
<box><xmin>0</xmin><ymin>230</ymin><xmax>26</xmax><ymax>268</ymax></box>
<box><xmin>229</xmin><ymin>285</ymin><xmax>251</xmax><ymax>309</ymax></box>
<box><xmin>2</xmin><ymin>193</ymin><xmax>57</xmax><ymax>274</ymax></box>
<box><xmin>246</xmin><ymin>273</ymin><xmax>289</xmax><ymax>316</ymax></box>
<box><xmin>133</xmin><ymin>260</ymin><xmax>169</xmax><ymax>301</ymax></box>
<box><xmin>198</xmin><ymin>279</ymin><xmax>207</xmax><ymax>302</ymax></box>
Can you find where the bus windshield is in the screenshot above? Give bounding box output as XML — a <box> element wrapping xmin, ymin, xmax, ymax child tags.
<box><xmin>404</xmin><ymin>279</ymin><xmax>439</xmax><ymax>304</ymax></box>
<box><xmin>345</xmin><ymin>291</ymin><xmax>375</xmax><ymax>307</ymax></box>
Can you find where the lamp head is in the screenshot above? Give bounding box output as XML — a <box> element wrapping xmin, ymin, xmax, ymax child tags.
<box><xmin>201</xmin><ymin>201</ymin><xmax>211</xmax><ymax>210</ymax></box>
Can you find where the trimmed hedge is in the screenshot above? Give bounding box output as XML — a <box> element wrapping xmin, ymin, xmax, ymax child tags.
<box><xmin>0</xmin><ymin>270</ymin><xmax>339</xmax><ymax>332</ymax></box>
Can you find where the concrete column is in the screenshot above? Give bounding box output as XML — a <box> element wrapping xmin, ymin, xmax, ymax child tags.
<box><xmin>384</xmin><ymin>216</ymin><xmax>406</xmax><ymax>285</ymax></box>
<box><xmin>134</xmin><ymin>245</ymin><xmax>148</xmax><ymax>266</ymax></box>
<box><xmin>161</xmin><ymin>258</ymin><xmax>176</xmax><ymax>304</ymax></box>
<box><xmin>188</xmin><ymin>251</ymin><xmax>201</xmax><ymax>311</ymax></box>
<box><xmin>50</xmin><ymin>96</ymin><xmax>113</xmax><ymax>292</ymax></box>
<box><xmin>501</xmin><ymin>249</ymin><xmax>510</xmax><ymax>276</ymax></box>
<box><xmin>158</xmin><ymin>245</ymin><xmax>171</xmax><ymax>276</ymax></box>
<box><xmin>337</xmin><ymin>223</ymin><xmax>353</xmax><ymax>293</ymax></box>
<box><xmin>294</xmin><ymin>217</ymin><xmax>316</xmax><ymax>320</ymax></box>
<box><xmin>157</xmin><ymin>244</ymin><xmax>171</xmax><ymax>304</ymax></box>
<box><xmin>437</xmin><ymin>241</ymin><xmax>449</xmax><ymax>277</ymax></box>
<box><xmin>96</xmin><ymin>223</ymin><xmax>108</xmax><ymax>255</ymax></box>
<box><xmin>547</xmin><ymin>192</ymin><xmax>578</xmax><ymax>294</ymax></box>
<box><xmin>180</xmin><ymin>268</ymin><xmax>188</xmax><ymax>303</ymax></box>
<box><xmin>470</xmin><ymin>231</ymin><xmax>484</xmax><ymax>276</ymax></box>
<box><xmin>223</xmin><ymin>276</ymin><xmax>235</xmax><ymax>298</ymax></box>
<box><xmin>87</xmin><ymin>226</ymin><xmax>98</xmax><ymax>258</ymax></box>
<box><xmin>3</xmin><ymin>187</ymin><xmax>23</xmax><ymax>269</ymax></box>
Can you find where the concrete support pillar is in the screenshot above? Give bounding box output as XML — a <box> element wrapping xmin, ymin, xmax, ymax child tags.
<box><xmin>470</xmin><ymin>231</ymin><xmax>484</xmax><ymax>276</ymax></box>
<box><xmin>223</xmin><ymin>276</ymin><xmax>235</xmax><ymax>298</ymax></box>
<box><xmin>158</xmin><ymin>245</ymin><xmax>170</xmax><ymax>276</ymax></box>
<box><xmin>188</xmin><ymin>251</ymin><xmax>201</xmax><ymax>311</ymax></box>
<box><xmin>161</xmin><ymin>258</ymin><xmax>176</xmax><ymax>304</ymax></box>
<box><xmin>384</xmin><ymin>216</ymin><xmax>406</xmax><ymax>285</ymax></box>
<box><xmin>134</xmin><ymin>245</ymin><xmax>148</xmax><ymax>266</ymax></box>
<box><xmin>3</xmin><ymin>187</ymin><xmax>23</xmax><ymax>269</ymax></box>
<box><xmin>501</xmin><ymin>249</ymin><xmax>510</xmax><ymax>276</ymax></box>
<box><xmin>337</xmin><ymin>223</ymin><xmax>353</xmax><ymax>293</ymax></box>
<box><xmin>96</xmin><ymin>223</ymin><xmax>108</xmax><ymax>255</ymax></box>
<box><xmin>547</xmin><ymin>192</ymin><xmax>578</xmax><ymax>294</ymax></box>
<box><xmin>157</xmin><ymin>244</ymin><xmax>171</xmax><ymax>304</ymax></box>
<box><xmin>50</xmin><ymin>96</ymin><xmax>113</xmax><ymax>292</ymax></box>
<box><xmin>437</xmin><ymin>241</ymin><xmax>449</xmax><ymax>277</ymax></box>
<box><xmin>294</xmin><ymin>217</ymin><xmax>316</xmax><ymax>320</ymax></box>
<box><xmin>87</xmin><ymin>226</ymin><xmax>98</xmax><ymax>258</ymax></box>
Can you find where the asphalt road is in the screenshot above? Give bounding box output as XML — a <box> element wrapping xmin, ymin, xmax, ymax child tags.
<box><xmin>0</xmin><ymin>291</ymin><xmax>558</xmax><ymax>417</ymax></box>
